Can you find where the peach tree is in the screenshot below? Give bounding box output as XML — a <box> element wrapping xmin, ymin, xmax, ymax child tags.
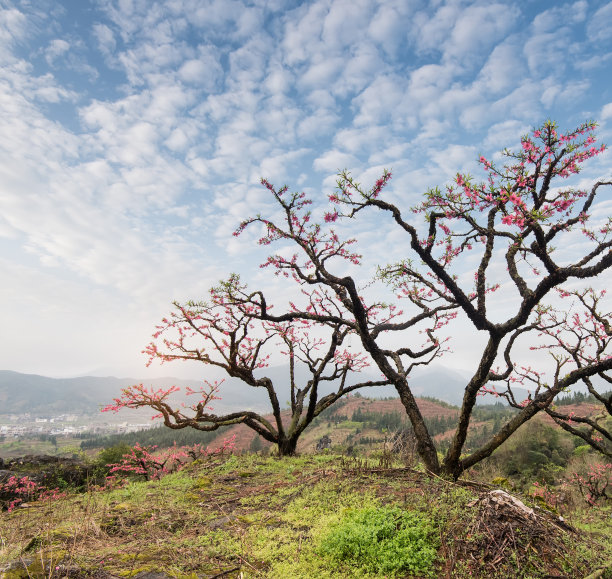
<box><xmin>227</xmin><ymin>120</ymin><xmax>611</xmax><ymax>478</ymax></box>
<box><xmin>104</xmin><ymin>281</ymin><xmax>393</xmax><ymax>457</ymax></box>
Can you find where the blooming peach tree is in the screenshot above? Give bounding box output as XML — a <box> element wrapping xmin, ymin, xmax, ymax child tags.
<box><xmin>106</xmin><ymin>438</ymin><xmax>236</xmax><ymax>481</ymax></box>
<box><xmin>0</xmin><ymin>475</ymin><xmax>67</xmax><ymax>512</ymax></box>
<box><xmin>569</xmin><ymin>461</ymin><xmax>612</xmax><ymax>506</ymax></box>
<box><xmin>229</xmin><ymin>120</ymin><xmax>611</xmax><ymax>478</ymax></box>
<box><xmin>104</xmin><ymin>278</ymin><xmax>392</xmax><ymax>456</ymax></box>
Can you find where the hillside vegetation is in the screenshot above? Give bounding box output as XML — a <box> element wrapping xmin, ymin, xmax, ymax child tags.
<box><xmin>1</xmin><ymin>452</ymin><xmax>612</xmax><ymax>579</ymax></box>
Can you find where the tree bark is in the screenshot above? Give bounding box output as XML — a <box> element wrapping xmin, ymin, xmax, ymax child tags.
<box><xmin>394</xmin><ymin>378</ymin><xmax>441</xmax><ymax>474</ymax></box>
<box><xmin>277</xmin><ymin>437</ymin><xmax>299</xmax><ymax>457</ymax></box>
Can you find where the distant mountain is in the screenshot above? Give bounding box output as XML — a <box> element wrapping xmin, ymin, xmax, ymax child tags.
<box><xmin>0</xmin><ymin>366</ymin><xmax>397</xmax><ymax>417</ymax></box>
<box><xmin>405</xmin><ymin>365</ymin><xmax>532</xmax><ymax>406</ymax></box>
<box><xmin>0</xmin><ymin>363</ymin><xmax>531</xmax><ymax>417</ymax></box>
<box><xmin>406</xmin><ymin>366</ymin><xmax>469</xmax><ymax>405</ymax></box>
<box><xmin>0</xmin><ymin>370</ymin><xmax>127</xmax><ymax>414</ymax></box>
<box><xmin>0</xmin><ymin>370</ymin><xmax>272</xmax><ymax>416</ymax></box>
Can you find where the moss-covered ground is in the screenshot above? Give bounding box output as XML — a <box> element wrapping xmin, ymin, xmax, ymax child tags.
<box><xmin>1</xmin><ymin>453</ymin><xmax>611</xmax><ymax>578</ymax></box>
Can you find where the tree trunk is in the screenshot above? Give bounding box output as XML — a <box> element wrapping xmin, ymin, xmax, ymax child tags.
<box><xmin>442</xmin><ymin>336</ymin><xmax>502</xmax><ymax>479</ymax></box>
<box><xmin>394</xmin><ymin>379</ymin><xmax>441</xmax><ymax>474</ymax></box>
<box><xmin>277</xmin><ymin>437</ymin><xmax>298</xmax><ymax>457</ymax></box>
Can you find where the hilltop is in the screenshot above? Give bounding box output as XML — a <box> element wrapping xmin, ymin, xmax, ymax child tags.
<box><xmin>2</xmin><ymin>388</ymin><xmax>611</xmax><ymax>578</ymax></box>
<box><xmin>1</xmin><ymin>453</ymin><xmax>611</xmax><ymax>578</ymax></box>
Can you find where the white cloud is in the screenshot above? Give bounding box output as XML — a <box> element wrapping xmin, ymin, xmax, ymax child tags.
<box><xmin>228</xmin><ymin>36</ymin><xmax>271</xmax><ymax>89</ymax></box>
<box><xmin>414</xmin><ymin>118</ymin><xmax>452</xmax><ymax>141</ymax></box>
<box><xmin>1</xmin><ymin>0</ymin><xmax>611</xmax><ymax>378</ymax></box>
<box><xmin>477</xmin><ymin>40</ymin><xmax>525</xmax><ymax>93</ymax></box>
<box><xmin>281</xmin><ymin>1</ymin><xmax>329</xmax><ymax>66</ymax></box>
<box><xmin>407</xmin><ymin>64</ymin><xmax>452</xmax><ymax>103</ymax></box>
<box><xmin>577</xmin><ymin>50</ymin><xmax>612</xmax><ymax>71</ymax></box>
<box><xmin>367</xmin><ymin>1</ymin><xmax>413</xmax><ymax>56</ymax></box>
<box><xmin>93</xmin><ymin>23</ymin><xmax>116</xmax><ymax>56</ymax></box>
<box><xmin>118</xmin><ymin>40</ymin><xmax>190</xmax><ymax>85</ymax></box>
<box><xmin>313</xmin><ymin>149</ymin><xmax>360</xmax><ymax>173</ymax></box>
<box><xmin>321</xmin><ymin>0</ymin><xmax>374</xmax><ymax>49</ymax></box>
<box><xmin>368</xmin><ymin>141</ymin><xmax>411</xmax><ymax>166</ymax></box>
<box><xmin>524</xmin><ymin>32</ymin><xmax>570</xmax><ymax>77</ymax></box>
<box><xmin>263</xmin><ymin>63</ymin><xmax>293</xmax><ymax>96</ymax></box>
<box><xmin>353</xmin><ymin>74</ymin><xmax>405</xmax><ymax>127</ymax></box>
<box><xmin>300</xmin><ymin>55</ymin><xmax>345</xmax><ymax>90</ymax></box>
<box><xmin>257</xmin><ymin>103</ymin><xmax>301</xmax><ymax>143</ymax></box>
<box><xmin>146</xmin><ymin>83</ymin><xmax>195</xmax><ymax>125</ymax></box>
<box><xmin>179</xmin><ymin>57</ymin><xmax>217</xmax><ymax>87</ymax></box>
<box><xmin>601</xmin><ymin>102</ymin><xmax>612</xmax><ymax>120</ymax></box>
<box><xmin>457</xmin><ymin>80</ymin><xmax>543</xmax><ymax>130</ymax></box>
<box><xmin>0</xmin><ymin>6</ymin><xmax>27</xmax><ymax>50</ymax></box>
<box><xmin>524</xmin><ymin>2</ymin><xmax>591</xmax><ymax>77</ymax></box>
<box><xmin>297</xmin><ymin>109</ymin><xmax>340</xmax><ymax>140</ymax></box>
<box><xmin>333</xmin><ymin>125</ymin><xmax>389</xmax><ymax>155</ymax></box>
<box><xmin>532</xmin><ymin>1</ymin><xmax>586</xmax><ymax>34</ymax></box>
<box><xmin>540</xmin><ymin>80</ymin><xmax>590</xmax><ymax>108</ymax></box>
<box><xmin>44</xmin><ymin>38</ymin><xmax>70</xmax><ymax>65</ymax></box>
<box><xmin>587</xmin><ymin>1</ymin><xmax>612</xmax><ymax>43</ymax></box>
<box><xmin>258</xmin><ymin>148</ymin><xmax>312</xmax><ymax>183</ymax></box>
<box><xmin>336</xmin><ymin>45</ymin><xmax>387</xmax><ymax>96</ymax></box>
<box><xmin>305</xmin><ymin>88</ymin><xmax>335</xmax><ymax>108</ymax></box>
<box><xmin>413</xmin><ymin>3</ymin><xmax>462</xmax><ymax>55</ymax></box>
<box><xmin>484</xmin><ymin>120</ymin><xmax>530</xmax><ymax>150</ymax></box>
<box><xmin>442</xmin><ymin>3</ymin><xmax>520</xmax><ymax>64</ymax></box>
<box><xmin>165</xmin><ymin>127</ymin><xmax>190</xmax><ymax>152</ymax></box>
<box><xmin>430</xmin><ymin>144</ymin><xmax>478</xmax><ymax>178</ymax></box>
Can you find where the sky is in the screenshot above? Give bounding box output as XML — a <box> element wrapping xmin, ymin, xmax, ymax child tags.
<box><xmin>1</xmin><ymin>0</ymin><xmax>611</xmax><ymax>381</ymax></box>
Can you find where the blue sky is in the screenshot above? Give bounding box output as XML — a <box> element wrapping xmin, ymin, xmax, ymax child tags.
<box><xmin>1</xmin><ymin>0</ymin><xmax>611</xmax><ymax>380</ymax></box>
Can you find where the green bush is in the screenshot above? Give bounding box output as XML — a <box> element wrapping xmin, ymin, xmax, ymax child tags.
<box><xmin>573</xmin><ymin>444</ymin><xmax>592</xmax><ymax>457</ymax></box>
<box><xmin>317</xmin><ymin>505</ymin><xmax>438</xmax><ymax>577</ymax></box>
<box><xmin>95</xmin><ymin>443</ymin><xmax>133</xmax><ymax>465</ymax></box>
<box><xmin>485</xmin><ymin>418</ymin><xmax>575</xmax><ymax>484</ymax></box>
<box><xmin>88</xmin><ymin>442</ymin><xmax>134</xmax><ymax>481</ymax></box>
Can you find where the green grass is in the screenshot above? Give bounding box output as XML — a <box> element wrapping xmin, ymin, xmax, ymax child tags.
<box><xmin>318</xmin><ymin>505</ymin><xmax>438</xmax><ymax>577</ymax></box>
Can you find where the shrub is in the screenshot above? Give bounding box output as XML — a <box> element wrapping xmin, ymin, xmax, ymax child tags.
<box><xmin>317</xmin><ymin>505</ymin><xmax>438</xmax><ymax>576</ymax></box>
<box><xmin>569</xmin><ymin>461</ymin><xmax>612</xmax><ymax>506</ymax></box>
<box><xmin>107</xmin><ymin>437</ymin><xmax>236</xmax><ymax>482</ymax></box>
<box><xmin>0</xmin><ymin>475</ymin><xmax>67</xmax><ymax>512</ymax></box>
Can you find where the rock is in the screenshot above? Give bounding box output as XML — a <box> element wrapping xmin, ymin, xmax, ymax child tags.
<box><xmin>0</xmin><ymin>558</ymin><xmax>34</xmax><ymax>573</ymax></box>
<box><xmin>1</xmin><ymin>454</ymin><xmax>92</xmax><ymax>510</ymax></box>
<box><xmin>4</xmin><ymin>454</ymin><xmax>91</xmax><ymax>487</ymax></box>
<box><xmin>0</xmin><ymin>469</ymin><xmax>14</xmax><ymax>482</ymax></box>
<box><xmin>207</xmin><ymin>514</ymin><xmax>237</xmax><ymax>529</ymax></box>
<box><xmin>486</xmin><ymin>489</ymin><xmax>535</xmax><ymax>518</ymax></box>
<box><xmin>316</xmin><ymin>435</ymin><xmax>332</xmax><ymax>451</ymax></box>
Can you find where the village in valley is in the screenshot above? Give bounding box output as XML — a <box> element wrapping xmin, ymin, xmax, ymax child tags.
<box><xmin>0</xmin><ymin>413</ymin><xmax>153</xmax><ymax>443</ymax></box>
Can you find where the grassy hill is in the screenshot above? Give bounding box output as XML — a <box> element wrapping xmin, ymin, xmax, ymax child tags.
<box><xmin>2</xmin><ymin>393</ymin><xmax>612</xmax><ymax>578</ymax></box>
<box><xmin>1</xmin><ymin>453</ymin><xmax>611</xmax><ymax>578</ymax></box>
<box><xmin>80</xmin><ymin>394</ymin><xmax>602</xmax><ymax>470</ymax></box>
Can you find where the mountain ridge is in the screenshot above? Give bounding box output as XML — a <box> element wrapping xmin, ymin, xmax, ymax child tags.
<box><xmin>0</xmin><ymin>365</ymin><xmax>520</xmax><ymax>416</ymax></box>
